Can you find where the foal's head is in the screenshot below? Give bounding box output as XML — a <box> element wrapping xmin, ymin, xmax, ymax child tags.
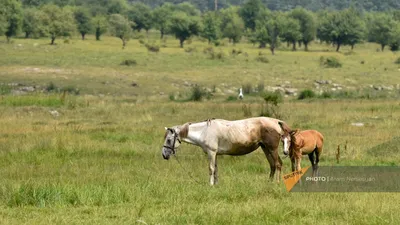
<box><xmin>281</xmin><ymin>130</ymin><xmax>299</xmax><ymax>156</ymax></box>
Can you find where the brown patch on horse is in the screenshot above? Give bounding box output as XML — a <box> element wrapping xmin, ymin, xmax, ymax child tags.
<box><xmin>179</xmin><ymin>123</ymin><xmax>190</xmax><ymax>138</ymax></box>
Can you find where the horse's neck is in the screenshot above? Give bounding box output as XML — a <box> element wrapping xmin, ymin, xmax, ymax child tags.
<box><xmin>182</xmin><ymin>122</ymin><xmax>208</xmax><ymax>146</ymax></box>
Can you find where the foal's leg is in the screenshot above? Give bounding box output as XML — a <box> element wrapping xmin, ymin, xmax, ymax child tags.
<box><xmin>308</xmin><ymin>151</ymin><xmax>316</xmax><ymax>177</ymax></box>
<box><xmin>207</xmin><ymin>150</ymin><xmax>217</xmax><ymax>186</ymax></box>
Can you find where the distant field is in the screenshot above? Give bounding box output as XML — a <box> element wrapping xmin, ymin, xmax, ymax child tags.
<box><xmin>1</xmin><ymin>34</ymin><xmax>400</xmax><ymax>224</ymax></box>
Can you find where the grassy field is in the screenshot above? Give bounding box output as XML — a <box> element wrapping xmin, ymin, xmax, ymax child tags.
<box><xmin>1</xmin><ymin>34</ymin><xmax>400</xmax><ymax>224</ymax></box>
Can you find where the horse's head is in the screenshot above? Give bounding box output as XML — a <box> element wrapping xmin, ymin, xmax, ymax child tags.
<box><xmin>281</xmin><ymin>129</ymin><xmax>299</xmax><ymax>156</ymax></box>
<box><xmin>162</xmin><ymin>127</ymin><xmax>183</xmax><ymax>160</ymax></box>
<box><xmin>281</xmin><ymin>132</ymin><xmax>291</xmax><ymax>156</ymax></box>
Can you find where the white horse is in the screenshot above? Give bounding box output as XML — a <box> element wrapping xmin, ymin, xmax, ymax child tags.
<box><xmin>162</xmin><ymin>117</ymin><xmax>291</xmax><ymax>185</ymax></box>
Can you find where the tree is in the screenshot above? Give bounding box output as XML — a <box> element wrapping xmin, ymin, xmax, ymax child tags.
<box><xmin>317</xmin><ymin>9</ymin><xmax>365</xmax><ymax>52</ymax></box>
<box><xmin>168</xmin><ymin>12</ymin><xmax>201</xmax><ymax>48</ymax></box>
<box><xmin>107</xmin><ymin>0</ymin><xmax>128</xmax><ymax>15</ymax></box>
<box><xmin>127</xmin><ymin>3</ymin><xmax>152</xmax><ymax>33</ymax></box>
<box><xmin>220</xmin><ymin>7</ymin><xmax>244</xmax><ymax>44</ymax></box>
<box><xmin>201</xmin><ymin>11</ymin><xmax>220</xmax><ymax>44</ymax></box>
<box><xmin>175</xmin><ymin>2</ymin><xmax>200</xmax><ymax>17</ymax></box>
<box><xmin>22</xmin><ymin>7</ymin><xmax>47</xmax><ymax>38</ymax></box>
<box><xmin>74</xmin><ymin>7</ymin><xmax>92</xmax><ymax>40</ymax></box>
<box><xmin>279</xmin><ymin>15</ymin><xmax>301</xmax><ymax>51</ymax></box>
<box><xmin>92</xmin><ymin>15</ymin><xmax>107</xmax><ymax>41</ymax></box>
<box><xmin>152</xmin><ymin>3</ymin><xmax>174</xmax><ymax>39</ymax></box>
<box><xmin>0</xmin><ymin>0</ymin><xmax>23</xmax><ymax>42</ymax></box>
<box><xmin>109</xmin><ymin>13</ymin><xmax>132</xmax><ymax>49</ymax></box>
<box><xmin>239</xmin><ymin>0</ymin><xmax>264</xmax><ymax>31</ymax></box>
<box><xmin>368</xmin><ymin>13</ymin><xmax>396</xmax><ymax>51</ymax></box>
<box><xmin>41</xmin><ymin>4</ymin><xmax>76</xmax><ymax>45</ymax></box>
<box><xmin>253</xmin><ymin>15</ymin><xmax>281</xmax><ymax>55</ymax></box>
<box><xmin>289</xmin><ymin>7</ymin><xmax>316</xmax><ymax>51</ymax></box>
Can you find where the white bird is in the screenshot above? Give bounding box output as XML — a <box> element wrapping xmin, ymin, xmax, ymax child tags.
<box><xmin>49</xmin><ymin>110</ymin><xmax>60</xmax><ymax>117</ymax></box>
<box><xmin>238</xmin><ymin>88</ymin><xmax>243</xmax><ymax>100</ymax></box>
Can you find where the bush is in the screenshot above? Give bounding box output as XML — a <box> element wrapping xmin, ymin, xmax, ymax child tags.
<box><xmin>203</xmin><ymin>46</ymin><xmax>214</xmax><ymax>54</ymax></box>
<box><xmin>242</xmin><ymin>83</ymin><xmax>252</xmax><ymax>94</ymax></box>
<box><xmin>262</xmin><ymin>91</ymin><xmax>283</xmax><ymax>106</ymax></box>
<box><xmin>231</xmin><ymin>49</ymin><xmax>242</xmax><ymax>56</ymax></box>
<box><xmin>256</xmin><ymin>55</ymin><xmax>269</xmax><ymax>63</ymax></box>
<box><xmin>0</xmin><ymin>85</ymin><xmax>12</xmax><ymax>95</ymax></box>
<box><xmin>320</xmin><ymin>56</ymin><xmax>342</xmax><ymax>68</ymax></box>
<box><xmin>185</xmin><ymin>46</ymin><xmax>197</xmax><ymax>53</ymax></box>
<box><xmin>226</xmin><ymin>95</ymin><xmax>237</xmax><ymax>101</ymax></box>
<box><xmin>46</xmin><ymin>82</ymin><xmax>58</xmax><ymax>92</ymax></box>
<box><xmin>189</xmin><ymin>85</ymin><xmax>206</xmax><ymax>101</ymax></box>
<box><xmin>298</xmin><ymin>89</ymin><xmax>316</xmax><ymax>100</ymax></box>
<box><xmin>145</xmin><ymin>43</ymin><xmax>160</xmax><ymax>53</ymax></box>
<box><xmin>120</xmin><ymin>59</ymin><xmax>137</xmax><ymax>66</ymax></box>
<box><xmin>257</xmin><ymin>82</ymin><xmax>264</xmax><ymax>92</ymax></box>
<box><xmin>394</xmin><ymin>57</ymin><xmax>400</xmax><ymax>64</ymax></box>
<box><xmin>61</xmin><ymin>86</ymin><xmax>80</xmax><ymax>95</ymax></box>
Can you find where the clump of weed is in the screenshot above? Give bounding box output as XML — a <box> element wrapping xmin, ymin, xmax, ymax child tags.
<box><xmin>242</xmin><ymin>83</ymin><xmax>252</xmax><ymax>94</ymax></box>
<box><xmin>138</xmin><ymin>39</ymin><xmax>146</xmax><ymax>45</ymax></box>
<box><xmin>144</xmin><ymin>43</ymin><xmax>160</xmax><ymax>53</ymax></box>
<box><xmin>320</xmin><ymin>56</ymin><xmax>342</xmax><ymax>68</ymax></box>
<box><xmin>256</xmin><ymin>55</ymin><xmax>269</xmax><ymax>63</ymax></box>
<box><xmin>46</xmin><ymin>82</ymin><xmax>58</xmax><ymax>92</ymax></box>
<box><xmin>189</xmin><ymin>85</ymin><xmax>212</xmax><ymax>101</ymax></box>
<box><xmin>226</xmin><ymin>95</ymin><xmax>237</xmax><ymax>101</ymax></box>
<box><xmin>298</xmin><ymin>89</ymin><xmax>316</xmax><ymax>100</ymax></box>
<box><xmin>231</xmin><ymin>49</ymin><xmax>242</xmax><ymax>56</ymax></box>
<box><xmin>394</xmin><ymin>57</ymin><xmax>400</xmax><ymax>64</ymax></box>
<box><xmin>203</xmin><ymin>46</ymin><xmax>214</xmax><ymax>54</ymax></box>
<box><xmin>120</xmin><ymin>59</ymin><xmax>137</xmax><ymax>66</ymax></box>
<box><xmin>343</xmin><ymin>51</ymin><xmax>356</xmax><ymax>56</ymax></box>
<box><xmin>185</xmin><ymin>46</ymin><xmax>197</xmax><ymax>53</ymax></box>
<box><xmin>260</xmin><ymin>91</ymin><xmax>283</xmax><ymax>118</ymax></box>
<box><xmin>61</xmin><ymin>86</ymin><xmax>80</xmax><ymax>95</ymax></box>
<box><xmin>361</xmin><ymin>60</ymin><xmax>365</xmax><ymax>64</ymax></box>
<box><xmin>257</xmin><ymin>82</ymin><xmax>265</xmax><ymax>92</ymax></box>
<box><xmin>0</xmin><ymin>85</ymin><xmax>12</xmax><ymax>95</ymax></box>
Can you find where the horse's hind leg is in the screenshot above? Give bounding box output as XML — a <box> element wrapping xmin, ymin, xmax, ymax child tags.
<box><xmin>308</xmin><ymin>151</ymin><xmax>316</xmax><ymax>177</ymax></box>
<box><xmin>315</xmin><ymin>147</ymin><xmax>321</xmax><ymax>177</ymax></box>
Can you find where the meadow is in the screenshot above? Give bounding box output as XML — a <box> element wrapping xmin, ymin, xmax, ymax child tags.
<box><xmin>1</xmin><ymin>34</ymin><xmax>400</xmax><ymax>224</ymax></box>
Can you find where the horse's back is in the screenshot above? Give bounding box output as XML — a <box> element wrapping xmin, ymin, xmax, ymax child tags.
<box><xmin>300</xmin><ymin>130</ymin><xmax>324</xmax><ymax>149</ymax></box>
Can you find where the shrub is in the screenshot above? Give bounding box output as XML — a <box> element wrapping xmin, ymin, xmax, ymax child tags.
<box><xmin>242</xmin><ymin>83</ymin><xmax>252</xmax><ymax>94</ymax></box>
<box><xmin>226</xmin><ymin>95</ymin><xmax>237</xmax><ymax>101</ymax></box>
<box><xmin>320</xmin><ymin>56</ymin><xmax>342</xmax><ymax>68</ymax></box>
<box><xmin>231</xmin><ymin>49</ymin><xmax>242</xmax><ymax>56</ymax></box>
<box><xmin>189</xmin><ymin>85</ymin><xmax>206</xmax><ymax>101</ymax></box>
<box><xmin>46</xmin><ymin>82</ymin><xmax>58</xmax><ymax>92</ymax></box>
<box><xmin>394</xmin><ymin>57</ymin><xmax>400</xmax><ymax>64</ymax></box>
<box><xmin>257</xmin><ymin>82</ymin><xmax>264</xmax><ymax>92</ymax></box>
<box><xmin>260</xmin><ymin>91</ymin><xmax>283</xmax><ymax>118</ymax></box>
<box><xmin>256</xmin><ymin>55</ymin><xmax>269</xmax><ymax>63</ymax></box>
<box><xmin>203</xmin><ymin>46</ymin><xmax>214</xmax><ymax>54</ymax></box>
<box><xmin>185</xmin><ymin>46</ymin><xmax>197</xmax><ymax>53</ymax></box>
<box><xmin>145</xmin><ymin>43</ymin><xmax>160</xmax><ymax>52</ymax></box>
<box><xmin>262</xmin><ymin>91</ymin><xmax>283</xmax><ymax>106</ymax></box>
<box><xmin>61</xmin><ymin>86</ymin><xmax>80</xmax><ymax>95</ymax></box>
<box><xmin>120</xmin><ymin>59</ymin><xmax>137</xmax><ymax>66</ymax></box>
<box><xmin>298</xmin><ymin>89</ymin><xmax>316</xmax><ymax>100</ymax></box>
<box><xmin>0</xmin><ymin>85</ymin><xmax>12</xmax><ymax>95</ymax></box>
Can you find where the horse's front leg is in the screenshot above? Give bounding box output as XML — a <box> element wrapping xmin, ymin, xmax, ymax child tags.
<box><xmin>207</xmin><ymin>149</ymin><xmax>217</xmax><ymax>186</ymax></box>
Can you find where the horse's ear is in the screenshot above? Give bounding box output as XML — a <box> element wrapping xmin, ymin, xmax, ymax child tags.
<box><xmin>290</xmin><ymin>129</ymin><xmax>300</xmax><ymax>135</ymax></box>
<box><xmin>278</xmin><ymin>121</ymin><xmax>292</xmax><ymax>133</ymax></box>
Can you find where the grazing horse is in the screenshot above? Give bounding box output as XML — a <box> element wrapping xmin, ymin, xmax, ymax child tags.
<box><xmin>161</xmin><ymin>117</ymin><xmax>292</xmax><ymax>185</ymax></box>
<box><xmin>278</xmin><ymin>122</ymin><xmax>324</xmax><ymax>176</ymax></box>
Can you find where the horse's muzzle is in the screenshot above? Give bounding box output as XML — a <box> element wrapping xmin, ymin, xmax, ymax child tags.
<box><xmin>162</xmin><ymin>152</ymin><xmax>170</xmax><ymax>160</ymax></box>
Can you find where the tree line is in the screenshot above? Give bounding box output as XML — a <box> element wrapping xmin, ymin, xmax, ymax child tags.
<box><xmin>2</xmin><ymin>0</ymin><xmax>400</xmax><ymax>53</ymax></box>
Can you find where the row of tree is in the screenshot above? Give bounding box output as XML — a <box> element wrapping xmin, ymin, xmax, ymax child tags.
<box><xmin>19</xmin><ymin>0</ymin><xmax>400</xmax><ymax>12</ymax></box>
<box><xmin>2</xmin><ymin>0</ymin><xmax>400</xmax><ymax>53</ymax></box>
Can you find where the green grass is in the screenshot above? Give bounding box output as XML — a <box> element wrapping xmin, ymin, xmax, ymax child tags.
<box><xmin>0</xmin><ymin>33</ymin><xmax>400</xmax><ymax>224</ymax></box>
